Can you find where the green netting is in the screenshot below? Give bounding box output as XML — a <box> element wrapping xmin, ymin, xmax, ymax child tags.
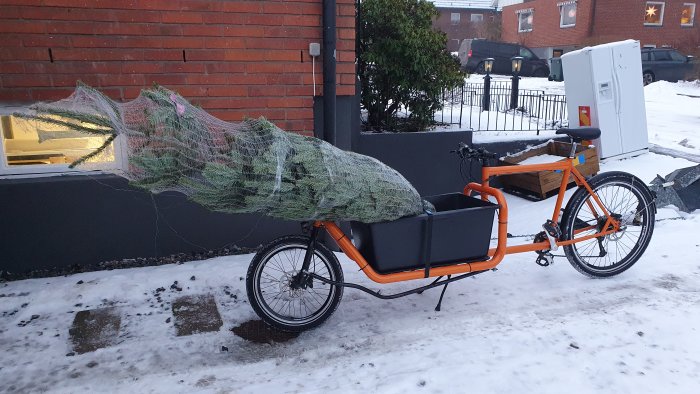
<box><xmin>16</xmin><ymin>84</ymin><xmax>432</xmax><ymax>223</ymax></box>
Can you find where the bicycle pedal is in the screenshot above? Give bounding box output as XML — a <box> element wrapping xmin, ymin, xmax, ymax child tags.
<box><xmin>543</xmin><ymin>219</ymin><xmax>562</xmax><ymax>238</ymax></box>
<box><xmin>542</xmin><ymin>220</ymin><xmax>561</xmax><ymax>251</ymax></box>
<box><xmin>535</xmin><ymin>253</ymin><xmax>554</xmax><ymax>267</ymax></box>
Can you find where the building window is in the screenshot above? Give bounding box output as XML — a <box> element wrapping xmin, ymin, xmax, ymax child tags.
<box><xmin>681</xmin><ymin>3</ymin><xmax>696</xmax><ymax>26</ymax></box>
<box><xmin>0</xmin><ymin>114</ymin><xmax>124</xmax><ymax>176</ymax></box>
<box><xmin>644</xmin><ymin>2</ymin><xmax>665</xmax><ymax>26</ymax></box>
<box><xmin>559</xmin><ymin>1</ymin><xmax>577</xmax><ymax>28</ymax></box>
<box><xmin>517</xmin><ymin>9</ymin><xmax>534</xmax><ymax>32</ymax></box>
<box><xmin>471</xmin><ymin>14</ymin><xmax>484</xmax><ymax>22</ymax></box>
<box><xmin>451</xmin><ymin>12</ymin><xmax>461</xmax><ymax>25</ymax></box>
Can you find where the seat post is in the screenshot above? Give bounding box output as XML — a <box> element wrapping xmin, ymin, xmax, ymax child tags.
<box><xmin>568</xmin><ymin>139</ymin><xmax>578</xmax><ymax>158</ymax></box>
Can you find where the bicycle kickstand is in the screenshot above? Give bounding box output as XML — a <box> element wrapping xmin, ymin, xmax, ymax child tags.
<box><xmin>417</xmin><ymin>276</ymin><xmax>443</xmax><ymax>295</ymax></box>
<box><xmin>434</xmin><ymin>275</ymin><xmax>451</xmax><ymax>312</ymax></box>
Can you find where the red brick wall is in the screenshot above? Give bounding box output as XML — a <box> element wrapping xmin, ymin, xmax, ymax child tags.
<box><xmin>434</xmin><ymin>8</ymin><xmax>501</xmax><ymax>51</ymax></box>
<box><xmin>0</xmin><ymin>0</ymin><xmax>356</xmax><ymax>134</ymax></box>
<box><xmin>502</xmin><ymin>0</ymin><xmax>699</xmax><ymax>51</ymax></box>
<box><xmin>502</xmin><ymin>0</ymin><xmax>594</xmax><ymax>48</ymax></box>
<box><xmin>592</xmin><ymin>0</ymin><xmax>700</xmax><ymax>51</ymax></box>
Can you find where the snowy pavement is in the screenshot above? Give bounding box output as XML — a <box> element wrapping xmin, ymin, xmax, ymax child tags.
<box><xmin>2</xmin><ymin>151</ymin><xmax>700</xmax><ymax>394</ymax></box>
<box><xmin>2</xmin><ymin>80</ymin><xmax>700</xmax><ymax>393</ymax></box>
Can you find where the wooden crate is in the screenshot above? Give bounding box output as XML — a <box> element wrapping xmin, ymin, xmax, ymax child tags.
<box><xmin>499</xmin><ymin>141</ymin><xmax>600</xmax><ymax>200</ymax></box>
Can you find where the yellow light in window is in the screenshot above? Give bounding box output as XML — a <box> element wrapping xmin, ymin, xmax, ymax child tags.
<box><xmin>681</xmin><ymin>8</ymin><xmax>691</xmax><ymax>24</ymax></box>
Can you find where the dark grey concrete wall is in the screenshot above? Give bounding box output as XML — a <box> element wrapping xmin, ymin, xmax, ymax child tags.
<box><xmin>357</xmin><ymin>131</ymin><xmax>474</xmax><ymax>196</ymax></box>
<box><xmin>0</xmin><ymin>174</ymin><xmax>299</xmax><ymax>274</ymax></box>
<box><xmin>356</xmin><ymin>131</ymin><xmax>567</xmax><ymax>196</ymax></box>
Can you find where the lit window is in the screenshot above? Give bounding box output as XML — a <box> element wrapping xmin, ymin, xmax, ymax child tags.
<box><xmin>471</xmin><ymin>14</ymin><xmax>484</xmax><ymax>22</ymax></box>
<box><xmin>644</xmin><ymin>2</ymin><xmax>665</xmax><ymax>26</ymax></box>
<box><xmin>559</xmin><ymin>2</ymin><xmax>577</xmax><ymax>28</ymax></box>
<box><xmin>517</xmin><ymin>10</ymin><xmax>534</xmax><ymax>32</ymax></box>
<box><xmin>451</xmin><ymin>13</ymin><xmax>461</xmax><ymax>25</ymax></box>
<box><xmin>681</xmin><ymin>3</ymin><xmax>696</xmax><ymax>26</ymax></box>
<box><xmin>0</xmin><ymin>114</ymin><xmax>124</xmax><ymax>176</ymax></box>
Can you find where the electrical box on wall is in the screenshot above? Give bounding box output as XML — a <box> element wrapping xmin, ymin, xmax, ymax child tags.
<box><xmin>309</xmin><ymin>43</ymin><xmax>320</xmax><ymax>57</ymax></box>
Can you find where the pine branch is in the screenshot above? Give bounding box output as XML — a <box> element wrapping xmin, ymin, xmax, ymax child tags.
<box><xmin>68</xmin><ymin>134</ymin><xmax>117</xmax><ymax>168</ymax></box>
<box><xmin>12</xmin><ymin>113</ymin><xmax>114</xmax><ymax>136</ymax></box>
<box><xmin>22</xmin><ymin>105</ymin><xmax>115</xmax><ymax>129</ymax></box>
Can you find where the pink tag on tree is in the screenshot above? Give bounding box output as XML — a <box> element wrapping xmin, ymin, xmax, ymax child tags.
<box><xmin>170</xmin><ymin>93</ymin><xmax>185</xmax><ymax>116</ymax></box>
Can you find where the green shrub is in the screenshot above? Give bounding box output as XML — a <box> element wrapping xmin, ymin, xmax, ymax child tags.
<box><xmin>359</xmin><ymin>0</ymin><xmax>465</xmax><ymax>132</ymax></box>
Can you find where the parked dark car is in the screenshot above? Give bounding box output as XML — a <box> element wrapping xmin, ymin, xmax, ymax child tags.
<box><xmin>458</xmin><ymin>39</ymin><xmax>550</xmax><ymax>77</ymax></box>
<box><xmin>641</xmin><ymin>48</ymin><xmax>695</xmax><ymax>85</ymax></box>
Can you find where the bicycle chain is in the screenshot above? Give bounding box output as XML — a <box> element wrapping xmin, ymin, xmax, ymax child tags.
<box><xmin>490</xmin><ymin>217</ymin><xmax>681</xmax><ymax>243</ymax></box>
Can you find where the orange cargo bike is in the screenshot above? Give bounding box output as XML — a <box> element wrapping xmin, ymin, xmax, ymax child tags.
<box><xmin>245</xmin><ymin>128</ymin><xmax>656</xmax><ymax>332</ymax></box>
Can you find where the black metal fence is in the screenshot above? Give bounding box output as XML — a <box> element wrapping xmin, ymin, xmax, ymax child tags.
<box><xmin>438</xmin><ymin>81</ymin><xmax>568</xmax><ymax>134</ymax></box>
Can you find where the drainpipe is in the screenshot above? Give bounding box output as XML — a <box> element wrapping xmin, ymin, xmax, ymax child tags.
<box><xmin>588</xmin><ymin>0</ymin><xmax>597</xmax><ymax>39</ymax></box>
<box><xmin>323</xmin><ymin>0</ymin><xmax>337</xmax><ymax>145</ymax></box>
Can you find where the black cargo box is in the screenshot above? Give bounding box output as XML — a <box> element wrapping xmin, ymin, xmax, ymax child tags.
<box><xmin>351</xmin><ymin>193</ymin><xmax>498</xmax><ymax>274</ymax></box>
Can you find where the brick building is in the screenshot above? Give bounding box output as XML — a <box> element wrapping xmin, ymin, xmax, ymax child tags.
<box><xmin>0</xmin><ymin>0</ymin><xmax>356</xmax><ymax>136</ymax></box>
<box><xmin>430</xmin><ymin>0</ymin><xmax>502</xmax><ymax>51</ymax></box>
<box><xmin>501</xmin><ymin>0</ymin><xmax>700</xmax><ymax>59</ymax></box>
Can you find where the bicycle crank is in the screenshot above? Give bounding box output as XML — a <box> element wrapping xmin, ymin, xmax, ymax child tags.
<box><xmin>542</xmin><ymin>219</ymin><xmax>562</xmax><ymax>252</ymax></box>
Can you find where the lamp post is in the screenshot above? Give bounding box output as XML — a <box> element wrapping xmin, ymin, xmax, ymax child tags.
<box><xmin>482</xmin><ymin>57</ymin><xmax>494</xmax><ymax>112</ymax></box>
<box><xmin>510</xmin><ymin>56</ymin><xmax>523</xmax><ymax>110</ymax></box>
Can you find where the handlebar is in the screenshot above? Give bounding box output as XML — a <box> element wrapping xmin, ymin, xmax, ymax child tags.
<box><xmin>452</xmin><ymin>142</ymin><xmax>499</xmax><ymax>161</ymax></box>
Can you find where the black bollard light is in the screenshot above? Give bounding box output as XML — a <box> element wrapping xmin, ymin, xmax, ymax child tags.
<box><xmin>510</xmin><ymin>56</ymin><xmax>523</xmax><ymax>110</ymax></box>
<box><xmin>482</xmin><ymin>57</ymin><xmax>494</xmax><ymax>112</ymax></box>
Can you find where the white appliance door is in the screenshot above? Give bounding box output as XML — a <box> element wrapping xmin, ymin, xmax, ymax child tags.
<box><xmin>611</xmin><ymin>42</ymin><xmax>649</xmax><ymax>154</ymax></box>
<box><xmin>562</xmin><ymin>49</ymin><xmax>596</xmax><ymax>130</ymax></box>
<box><xmin>590</xmin><ymin>46</ymin><xmax>623</xmax><ymax>158</ymax></box>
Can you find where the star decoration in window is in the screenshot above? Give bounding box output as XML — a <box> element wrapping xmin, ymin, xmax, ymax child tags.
<box><xmin>646</xmin><ymin>6</ymin><xmax>657</xmax><ymax>18</ymax></box>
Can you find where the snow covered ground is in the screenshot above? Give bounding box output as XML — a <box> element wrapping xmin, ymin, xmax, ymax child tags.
<box><xmin>645</xmin><ymin>80</ymin><xmax>700</xmax><ymax>158</ymax></box>
<box><xmin>433</xmin><ymin>74</ymin><xmax>566</xmax><ymax>142</ymax></box>
<box><xmin>1</xmin><ymin>151</ymin><xmax>699</xmax><ymax>394</ymax></box>
<box><xmin>2</xmin><ymin>79</ymin><xmax>700</xmax><ymax>393</ymax></box>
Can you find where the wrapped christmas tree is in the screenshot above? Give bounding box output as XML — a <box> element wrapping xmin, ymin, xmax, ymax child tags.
<box><xmin>16</xmin><ymin>84</ymin><xmax>431</xmax><ymax>223</ymax></box>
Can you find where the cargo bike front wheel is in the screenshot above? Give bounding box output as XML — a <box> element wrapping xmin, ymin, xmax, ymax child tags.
<box><xmin>246</xmin><ymin>235</ymin><xmax>344</xmax><ymax>332</ymax></box>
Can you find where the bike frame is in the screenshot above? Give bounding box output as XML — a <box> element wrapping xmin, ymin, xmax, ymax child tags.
<box><xmin>314</xmin><ymin>156</ymin><xmax>619</xmax><ymax>284</ymax></box>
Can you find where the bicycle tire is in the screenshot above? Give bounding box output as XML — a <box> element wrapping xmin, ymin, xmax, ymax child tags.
<box><xmin>246</xmin><ymin>235</ymin><xmax>344</xmax><ymax>332</ymax></box>
<box><xmin>560</xmin><ymin>171</ymin><xmax>655</xmax><ymax>278</ymax></box>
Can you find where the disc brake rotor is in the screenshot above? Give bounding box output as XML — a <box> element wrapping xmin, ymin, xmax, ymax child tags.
<box><xmin>279</xmin><ymin>270</ymin><xmax>305</xmax><ymax>300</ymax></box>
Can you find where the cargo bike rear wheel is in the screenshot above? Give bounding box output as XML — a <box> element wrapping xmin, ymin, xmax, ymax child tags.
<box><xmin>246</xmin><ymin>235</ymin><xmax>344</xmax><ymax>332</ymax></box>
<box><xmin>560</xmin><ymin>172</ymin><xmax>655</xmax><ymax>278</ymax></box>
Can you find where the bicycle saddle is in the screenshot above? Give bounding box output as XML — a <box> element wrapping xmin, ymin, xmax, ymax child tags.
<box><xmin>555</xmin><ymin>127</ymin><xmax>601</xmax><ymax>142</ymax></box>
